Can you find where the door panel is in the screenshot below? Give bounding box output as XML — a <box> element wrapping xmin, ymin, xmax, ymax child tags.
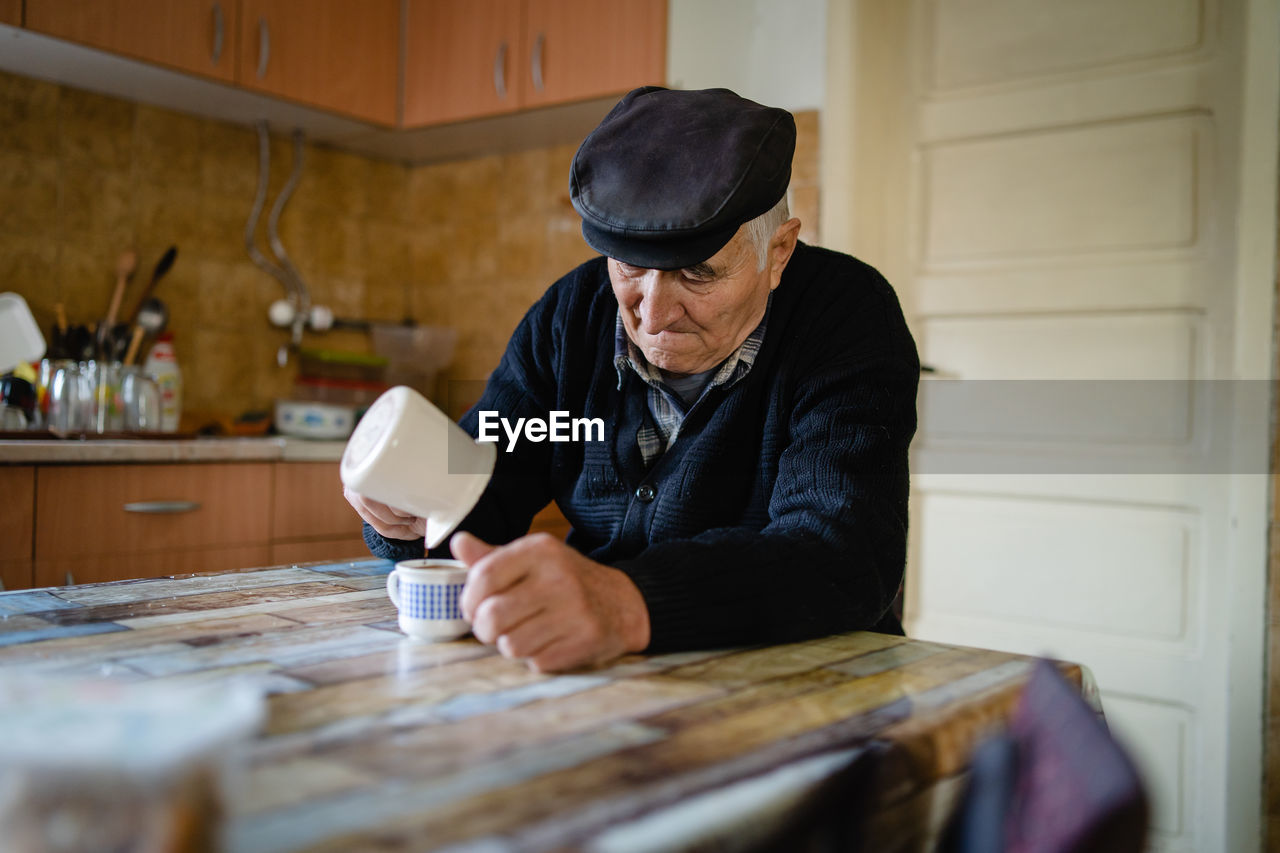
<box><xmin>836</xmin><ymin>1</ymin><xmax>1270</xmax><ymax>850</ymax></box>
<box><xmin>923</xmin><ymin>313</ymin><xmax>1200</xmax><ymax>380</ymax></box>
<box><xmin>1104</xmin><ymin>694</ymin><xmax>1193</xmax><ymax>838</ymax></box>
<box><xmin>929</xmin><ymin>0</ymin><xmax>1204</xmax><ymax>91</ymax></box>
<box><xmin>923</xmin><ymin>117</ymin><xmax>1202</xmax><ymax>260</ymax></box>
<box><xmin>917</xmin><ymin>494</ymin><xmax>1198</xmax><ymax>645</ymax></box>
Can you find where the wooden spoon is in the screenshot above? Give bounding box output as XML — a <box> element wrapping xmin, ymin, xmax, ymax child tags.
<box><xmin>96</xmin><ymin>250</ymin><xmax>137</xmax><ymax>359</ymax></box>
<box><xmin>123</xmin><ymin>326</ymin><xmax>146</xmax><ymax>366</ymax></box>
<box><xmin>105</xmin><ymin>250</ymin><xmax>138</xmax><ymax>328</ymax></box>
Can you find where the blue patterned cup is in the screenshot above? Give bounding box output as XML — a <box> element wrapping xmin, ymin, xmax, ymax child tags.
<box><xmin>386</xmin><ymin>559</ymin><xmax>471</xmax><ymax>641</ymax></box>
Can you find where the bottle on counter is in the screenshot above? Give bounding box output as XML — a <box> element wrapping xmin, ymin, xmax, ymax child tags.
<box><xmin>143</xmin><ymin>332</ymin><xmax>183</xmax><ymax>432</ymax></box>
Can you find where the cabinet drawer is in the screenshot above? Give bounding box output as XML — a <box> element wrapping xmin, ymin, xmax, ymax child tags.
<box><xmin>273</xmin><ymin>462</ymin><xmax>364</xmax><ymax>540</ymax></box>
<box><xmin>36</xmin><ymin>463</ymin><xmax>273</xmax><ymax>559</ymax></box>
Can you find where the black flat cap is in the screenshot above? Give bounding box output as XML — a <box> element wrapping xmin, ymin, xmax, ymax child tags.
<box><xmin>570</xmin><ymin>87</ymin><xmax>795</xmax><ymax>270</ymax></box>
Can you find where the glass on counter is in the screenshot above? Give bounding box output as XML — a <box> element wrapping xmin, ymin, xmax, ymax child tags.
<box><xmin>37</xmin><ymin>359</ymin><xmax>163</xmax><ymax>435</ymax></box>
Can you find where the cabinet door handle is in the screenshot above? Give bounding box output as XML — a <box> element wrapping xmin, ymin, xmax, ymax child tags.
<box><xmin>531</xmin><ymin>32</ymin><xmax>545</xmax><ymax>92</ymax></box>
<box><xmin>257</xmin><ymin>18</ymin><xmax>271</xmax><ymax>79</ymax></box>
<box><xmin>124</xmin><ymin>500</ymin><xmax>202</xmax><ymax>514</ymax></box>
<box><xmin>211</xmin><ymin>3</ymin><xmax>224</xmax><ymax>65</ymax></box>
<box><xmin>64</xmin><ymin>571</ymin><xmax>75</xmax><ymax>587</ymax></box>
<box><xmin>493</xmin><ymin>41</ymin><xmax>508</xmax><ymax>98</ymax></box>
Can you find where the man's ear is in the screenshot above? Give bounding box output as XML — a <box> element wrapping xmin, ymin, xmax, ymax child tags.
<box><xmin>768</xmin><ymin>218</ymin><xmax>803</xmax><ymax>290</ymax></box>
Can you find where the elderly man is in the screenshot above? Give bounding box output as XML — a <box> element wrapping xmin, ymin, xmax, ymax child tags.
<box><xmin>347</xmin><ymin>87</ymin><xmax>919</xmax><ymax>672</ymax></box>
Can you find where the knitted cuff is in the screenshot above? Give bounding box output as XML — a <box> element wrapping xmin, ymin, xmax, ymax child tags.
<box><xmin>362</xmin><ymin>522</ymin><xmax>426</xmax><ymax>563</ymax></box>
<box><xmin>613</xmin><ymin>557</ymin><xmax>731</xmax><ymax>654</ymax></box>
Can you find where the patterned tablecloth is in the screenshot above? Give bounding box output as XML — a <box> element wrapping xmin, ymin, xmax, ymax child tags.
<box><xmin>0</xmin><ymin>559</ymin><xmax>1080</xmax><ymax>852</ymax></box>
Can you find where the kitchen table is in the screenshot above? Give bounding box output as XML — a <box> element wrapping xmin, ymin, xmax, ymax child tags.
<box><xmin>0</xmin><ymin>559</ymin><xmax>1089</xmax><ymax>852</ymax></box>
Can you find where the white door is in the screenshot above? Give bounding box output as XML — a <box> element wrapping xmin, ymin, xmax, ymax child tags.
<box><xmin>824</xmin><ymin>1</ymin><xmax>1279</xmax><ymax>850</ymax></box>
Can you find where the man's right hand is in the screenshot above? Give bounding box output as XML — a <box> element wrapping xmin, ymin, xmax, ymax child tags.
<box><xmin>343</xmin><ymin>487</ymin><xmax>426</xmax><ymax>540</ymax></box>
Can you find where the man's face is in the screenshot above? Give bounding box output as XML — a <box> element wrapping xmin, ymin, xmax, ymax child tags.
<box><xmin>609</xmin><ymin>221</ymin><xmax>798</xmax><ymax>376</ymax></box>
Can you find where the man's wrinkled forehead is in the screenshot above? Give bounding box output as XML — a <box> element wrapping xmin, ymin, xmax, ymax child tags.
<box><xmin>570</xmin><ymin>86</ymin><xmax>795</xmax><ymax>271</ymax></box>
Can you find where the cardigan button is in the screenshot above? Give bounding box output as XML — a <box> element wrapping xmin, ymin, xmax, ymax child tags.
<box><xmin>635</xmin><ymin>484</ymin><xmax>656</xmax><ymax>503</ymax></box>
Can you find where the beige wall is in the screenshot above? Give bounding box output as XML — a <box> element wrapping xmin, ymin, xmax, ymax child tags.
<box><xmin>0</xmin><ymin>70</ymin><xmax>819</xmax><ymax>427</ymax></box>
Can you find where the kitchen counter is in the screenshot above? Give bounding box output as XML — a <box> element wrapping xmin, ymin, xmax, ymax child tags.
<box><xmin>0</xmin><ymin>559</ymin><xmax>1089</xmax><ymax>852</ymax></box>
<box><xmin>0</xmin><ymin>436</ymin><xmax>346</xmax><ymax>464</ymax></box>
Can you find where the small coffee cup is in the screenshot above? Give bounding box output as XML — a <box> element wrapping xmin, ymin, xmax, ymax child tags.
<box><xmin>341</xmin><ymin>386</ymin><xmax>495</xmax><ymax>549</ymax></box>
<box><xmin>386</xmin><ymin>559</ymin><xmax>471</xmax><ymax>642</ymax></box>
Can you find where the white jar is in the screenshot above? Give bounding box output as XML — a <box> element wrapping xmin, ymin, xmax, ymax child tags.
<box><xmin>142</xmin><ymin>333</ymin><xmax>182</xmax><ymax>432</ymax></box>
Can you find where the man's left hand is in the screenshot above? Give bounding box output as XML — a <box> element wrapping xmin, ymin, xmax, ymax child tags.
<box><xmin>453</xmin><ymin>531</ymin><xmax>651</xmax><ymax>672</ymax></box>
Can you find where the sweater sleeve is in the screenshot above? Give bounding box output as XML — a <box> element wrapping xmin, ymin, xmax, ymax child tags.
<box><xmin>614</xmin><ymin>323</ymin><xmax>919</xmax><ymax>652</ymax></box>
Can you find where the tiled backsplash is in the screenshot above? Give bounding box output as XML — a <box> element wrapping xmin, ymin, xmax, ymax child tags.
<box><xmin>0</xmin><ymin>69</ymin><xmax>820</xmax><ymax>425</ymax></box>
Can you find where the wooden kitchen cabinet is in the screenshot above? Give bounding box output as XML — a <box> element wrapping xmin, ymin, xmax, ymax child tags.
<box><xmin>270</xmin><ymin>461</ymin><xmax>368</xmax><ymax>564</ymax></box>
<box><xmin>403</xmin><ymin>0</ymin><xmax>525</xmax><ymax>126</ymax></box>
<box><xmin>20</xmin><ymin>0</ymin><xmax>662</xmax><ymax>133</ymax></box>
<box><xmin>0</xmin><ymin>459</ymin><xmax>371</xmax><ymax>591</ymax></box>
<box><xmin>25</xmin><ymin>0</ymin><xmax>239</xmax><ymax>83</ymax></box>
<box><xmin>403</xmin><ymin>0</ymin><xmax>665</xmax><ymax>128</ymax></box>
<box><xmin>0</xmin><ymin>0</ymin><xmax>22</xmax><ymax>27</ymax></box>
<box><xmin>34</xmin><ymin>462</ymin><xmax>274</xmax><ymax>587</ymax></box>
<box><xmin>237</xmin><ymin>0</ymin><xmax>399</xmax><ymax>125</ymax></box>
<box><xmin>0</xmin><ymin>467</ymin><xmax>35</xmax><ymax>591</ymax></box>
<box><xmin>519</xmin><ymin>0</ymin><xmax>666</xmax><ymax>109</ymax></box>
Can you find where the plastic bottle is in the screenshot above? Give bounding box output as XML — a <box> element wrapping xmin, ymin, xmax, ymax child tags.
<box><xmin>143</xmin><ymin>333</ymin><xmax>183</xmax><ymax>432</ymax></box>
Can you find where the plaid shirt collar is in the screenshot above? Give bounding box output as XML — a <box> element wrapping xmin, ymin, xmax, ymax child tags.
<box><xmin>613</xmin><ymin>293</ymin><xmax>771</xmax><ymax>465</ymax></box>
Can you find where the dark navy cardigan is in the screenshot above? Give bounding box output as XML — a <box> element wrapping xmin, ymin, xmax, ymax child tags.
<box><xmin>364</xmin><ymin>242</ymin><xmax>920</xmax><ymax>652</ymax></box>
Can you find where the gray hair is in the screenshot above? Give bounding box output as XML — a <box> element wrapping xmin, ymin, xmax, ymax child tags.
<box><xmin>743</xmin><ymin>194</ymin><xmax>791</xmax><ymax>271</ymax></box>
